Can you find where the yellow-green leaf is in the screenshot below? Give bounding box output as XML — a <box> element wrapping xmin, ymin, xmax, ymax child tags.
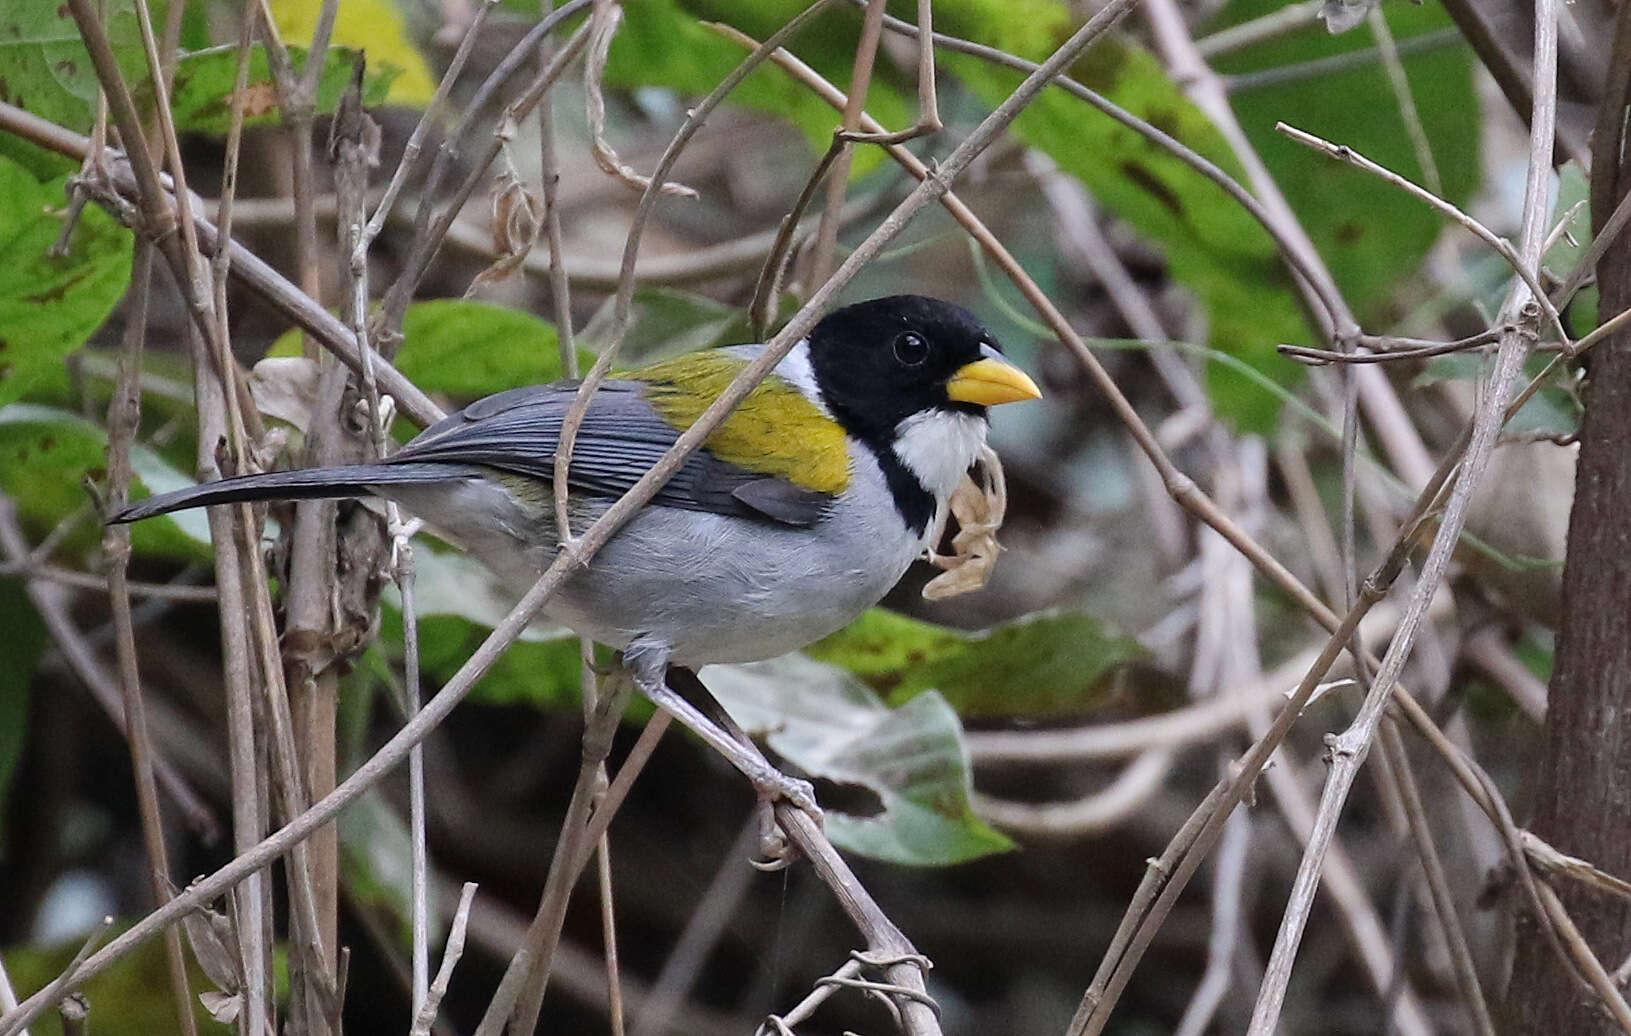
<box><xmin>269</xmin><ymin>0</ymin><xmax>435</xmax><ymax>106</ymax></box>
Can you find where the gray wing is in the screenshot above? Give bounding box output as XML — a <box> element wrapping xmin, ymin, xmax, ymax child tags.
<box><xmin>388</xmin><ymin>380</ymin><xmax>835</xmax><ymax>526</ymax></box>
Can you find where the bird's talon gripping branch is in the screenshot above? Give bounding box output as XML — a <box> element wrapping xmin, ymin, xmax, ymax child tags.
<box><xmin>754</xmin><ymin>767</ymin><xmax>823</xmax><ymax>823</ymax></box>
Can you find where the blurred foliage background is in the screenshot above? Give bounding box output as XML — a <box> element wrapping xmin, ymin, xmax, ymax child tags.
<box><xmin>0</xmin><ymin>0</ymin><xmax>1589</xmax><ymax>1031</ymax></box>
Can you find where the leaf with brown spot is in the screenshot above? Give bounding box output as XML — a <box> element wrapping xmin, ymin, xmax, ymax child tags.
<box><xmin>151</xmin><ymin>44</ymin><xmax>398</xmax><ymax>135</ymax></box>
<box><xmin>0</xmin><ymin>156</ymin><xmax>131</xmax><ymax>410</ymax></box>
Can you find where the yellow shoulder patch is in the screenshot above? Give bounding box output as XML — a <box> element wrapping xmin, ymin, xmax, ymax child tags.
<box><xmin>635</xmin><ymin>352</ymin><xmax>852</xmax><ymax>495</ymax></box>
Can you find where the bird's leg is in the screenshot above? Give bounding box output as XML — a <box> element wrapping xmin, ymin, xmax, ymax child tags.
<box><xmin>622</xmin><ymin>642</ymin><xmax>822</xmax><ymax>825</ymax></box>
<box><xmin>665</xmin><ymin>665</ymin><xmax>799</xmax><ymax>867</ymax></box>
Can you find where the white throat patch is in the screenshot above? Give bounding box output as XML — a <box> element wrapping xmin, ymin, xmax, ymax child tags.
<box><xmin>891</xmin><ymin>410</ymin><xmax>988</xmax><ymax>501</ymax></box>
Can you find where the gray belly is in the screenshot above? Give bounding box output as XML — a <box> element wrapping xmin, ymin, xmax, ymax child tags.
<box><xmin>381</xmin><ymin>467</ymin><xmax>923</xmax><ymax>666</ymax></box>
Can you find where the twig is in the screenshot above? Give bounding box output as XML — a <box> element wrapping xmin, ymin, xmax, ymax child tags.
<box><xmin>1225</xmin><ymin>28</ymin><xmax>1464</xmax><ymax>94</ymax></box>
<box><xmin>1462</xmin><ymin>627</ymin><xmax>1548</xmax><ymax>721</ymax></box>
<box><xmin>966</xmin><ymin>647</ymin><xmax>1321</xmax><ymax>762</ymax></box>
<box><xmin>0</xmin><ymin>561</ymin><xmax>216</xmax><ymax>601</ymax></box>
<box><xmin>1172</xmin><ymin>807</ymin><xmax>1249</xmax><ymax>1036</ymax></box>
<box><xmin>365</xmin><ymin>0</ymin><xmax>497</xmax><ymax>245</ymax></box>
<box><xmin>1194</xmin><ymin>0</ymin><xmax>1322</xmax><ymax>56</ymax></box>
<box><xmin>18</xmin><ymin>919</ymin><xmax>112</xmax><ymax>1031</ymax></box>
<box><xmin>972</xmin><ymin>750</ymin><xmax>1174</xmax><ymax>837</ymax></box>
<box><xmin>476</xmin><ymin>669</ymin><xmax>637</xmax><ymax>1035</ymax></box>
<box><xmin>535</xmin><ymin>29</ymin><xmax>578</xmax><ymax>377</ymax></box>
<box><xmin>274</xmin><ymin>13</ymin><xmax>351</xmax><ymax>1020</ymax></box>
<box><xmin>0</xmin><ymin>952</ymin><xmax>29</xmax><ymax>1036</ymax></box>
<box><xmin>410</xmin><ymin>883</ymin><xmax>478</xmax><ymax>1036</ymax></box>
<box><xmin>221</xmin><ymin>186</ymin><xmax>881</xmax><ymax>289</ymax></box>
<box><xmin>1553</xmin><ymin>177</ymin><xmax>1631</xmax><ymax>306</ymax></box>
<box><xmin>758</xmin><ymin>959</ymin><xmax>863</xmax><ymax>1035</ymax></box>
<box><xmin>1244</xmin><ymin>0</ymin><xmax>1561</xmax><ymax>1026</ymax></box>
<box><xmin>1535</xmin><ymin>881</ymin><xmax>1631</xmax><ymax>1030</ymax></box>
<box><xmin>1277</xmin><ymin>122</ymin><xmax>1570</xmax><ymax>345</ymax></box>
<box><xmin>805</xmin><ymin>0</ymin><xmax>888</xmax><ymax>289</ymax></box>
<box><xmin>56</xmin><ymin>995</ymin><xmax>87</xmax><ymax>1036</ymax></box>
<box><xmin>749</xmin><ymin>137</ymin><xmax>847</xmax><ymax>336</ymax></box>
<box><xmin>1380</xmin><ymin>725</ymin><xmax>1497</xmax><ymax>1035</ymax></box>
<box><xmin>1367</xmin><ymin>8</ymin><xmax>1443</xmax><ymax>197</ymax></box>
<box><xmin>377</xmin><ymin>0</ymin><xmax>595</xmax><ymax>344</ymax></box>
<box><xmin>100</xmin><ymin>239</ymin><xmax>199</xmax><ymax>1036</ymax></box>
<box><xmin>1280</xmin><ymin>327</ymin><xmax>1509</xmax><ymax>365</ymax></box>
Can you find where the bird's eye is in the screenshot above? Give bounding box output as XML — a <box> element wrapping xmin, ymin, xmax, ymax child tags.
<box><xmin>892</xmin><ymin>331</ymin><xmax>930</xmax><ymax>366</ymax></box>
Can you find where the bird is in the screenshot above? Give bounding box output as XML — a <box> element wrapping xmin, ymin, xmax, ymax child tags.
<box><xmin>112</xmin><ymin>294</ymin><xmax>1041</xmax><ymax>807</ymax></box>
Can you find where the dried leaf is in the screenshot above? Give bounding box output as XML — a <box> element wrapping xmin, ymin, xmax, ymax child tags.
<box><xmin>180</xmin><ymin>902</ymin><xmax>243</xmax><ymax>994</ymax></box>
<box><xmin>199</xmin><ymin>990</ymin><xmax>242</xmax><ymax>1024</ymax></box>
<box><xmin>923</xmin><ymin>445</ymin><xmax>1007</xmax><ymax>600</ymax></box>
<box><xmin>467</xmin><ymin>165</ymin><xmax>544</xmax><ymax>293</ymax></box>
<box><xmin>583</xmin><ymin>3</ymin><xmax>696</xmax><ymax>198</ymax></box>
<box><xmin>249</xmin><ymin>355</ymin><xmax>324</xmax><ymax>432</ymax></box>
<box><xmin>1318</xmin><ymin>0</ymin><xmax>1375</xmax><ymax>33</ymax></box>
<box><xmin>230</xmin><ymin>81</ymin><xmax>280</xmax><ymax>119</ymax></box>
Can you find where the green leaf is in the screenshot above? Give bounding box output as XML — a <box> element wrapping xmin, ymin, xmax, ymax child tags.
<box><xmin>1414</xmin><ymin>353</ymin><xmax>1580</xmax><ymax>442</ymax></box>
<box><xmin>269</xmin><ymin>299</ymin><xmax>584</xmax><ymax>399</ymax></box>
<box><xmin>0</xmin><ymin>157</ymin><xmax>133</xmax><ymax>410</ymax></box>
<box><xmin>0</xmin><ymin>0</ymin><xmax>148</xmax><ymax>134</ymax></box>
<box><xmin>810</xmin><ymin>608</ymin><xmax>1144</xmax><ymax>719</ymax></box>
<box><xmin>0</xmin><ymin>579</ymin><xmax>45</xmax><ymax>850</ymax></box>
<box><xmin>153</xmin><ymin>44</ymin><xmax>400</xmax><ymax>135</ymax></box>
<box><xmin>269</xmin><ymin>0</ymin><xmax>436</xmax><ymax>106</ymax></box>
<box><xmin>339</xmin><ymin>790</ymin><xmax>424</xmax><ymax>943</ymax></box>
<box><xmin>1210</xmin><ymin>0</ymin><xmax>1480</xmax><ymax>316</ymax></box>
<box><xmin>2</xmin><ymin>921</ymin><xmax>226</xmax><ymax>1035</ymax></box>
<box><xmin>0</xmin><ymin>404</ymin><xmax>205</xmax><ymax>559</ymax></box>
<box><xmin>378</xmin><ymin>547</ymin><xmax>587</xmax><ymax>707</ymax></box>
<box><xmin>703</xmin><ymin>654</ymin><xmax>1012</xmax><ymax>865</ymax></box>
<box><xmin>945</xmin><ymin>34</ymin><xmax>1310</xmax><ymax>431</ymax></box>
<box><xmin>601</xmin><ymin>0</ymin><xmax>910</xmax><ymax>167</ymax></box>
<box><xmin>397</xmin><ymin>299</ymin><xmax>573</xmax><ymax>395</ymax></box>
<box><xmin>581</xmin><ymin>286</ymin><xmax>757</xmax><ymax>365</ymax></box>
<box><xmin>1547</xmin><ymin>162</ymin><xmax>1597</xmax><ymax>335</ymax></box>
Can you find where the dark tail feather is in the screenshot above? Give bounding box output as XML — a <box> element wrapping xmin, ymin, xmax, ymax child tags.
<box><xmin>109</xmin><ymin>461</ymin><xmax>484</xmax><ymax>524</ymax></box>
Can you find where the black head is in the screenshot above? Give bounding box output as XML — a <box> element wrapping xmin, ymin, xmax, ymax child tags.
<box><xmin>804</xmin><ymin>295</ymin><xmax>1035</xmax><ymax>449</ymax></box>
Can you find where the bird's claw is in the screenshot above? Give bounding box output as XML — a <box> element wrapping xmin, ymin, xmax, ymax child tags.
<box><xmin>749</xmin><ymin>765</ymin><xmax>822</xmax><ymax>828</ymax></box>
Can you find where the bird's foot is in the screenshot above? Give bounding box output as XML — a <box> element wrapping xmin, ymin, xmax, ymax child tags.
<box><xmin>623</xmin><ymin>640</ymin><xmax>823</xmax><ymax>838</ymax></box>
<box><xmin>747</xmin><ymin>764</ymin><xmax>822</xmax><ymax>823</ymax></box>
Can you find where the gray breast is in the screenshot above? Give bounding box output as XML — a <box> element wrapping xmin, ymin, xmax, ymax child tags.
<box><xmin>379</xmin><ymin>445</ymin><xmax>924</xmax><ymax>666</ymax></box>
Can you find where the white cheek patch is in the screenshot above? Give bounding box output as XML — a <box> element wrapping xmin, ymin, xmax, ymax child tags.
<box><xmin>891</xmin><ymin>410</ymin><xmax>988</xmax><ymax>500</ymax></box>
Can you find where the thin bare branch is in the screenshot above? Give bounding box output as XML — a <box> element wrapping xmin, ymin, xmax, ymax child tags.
<box><xmin>1278</xmin><ymin>122</ymin><xmax>1570</xmax><ymax>345</ymax></box>
<box><xmin>411</xmin><ymin>883</ymin><xmax>478</xmax><ymax>1036</ymax></box>
<box><xmin>1245</xmin><ymin>0</ymin><xmax>1562</xmax><ymax>1026</ymax></box>
<box><xmin>972</xmin><ymin>750</ymin><xmax>1174</xmax><ymax>837</ymax></box>
<box><xmin>100</xmin><ymin>240</ymin><xmax>199</xmax><ymax>1036</ymax></box>
<box><xmin>1379</xmin><ymin>725</ymin><xmax>1497</xmax><ymax>1035</ymax></box>
<box><xmin>805</xmin><ymin>0</ymin><xmax>888</xmax><ymax>289</ymax></box>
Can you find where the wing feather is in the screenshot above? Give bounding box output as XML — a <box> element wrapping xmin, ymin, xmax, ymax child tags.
<box><xmin>389</xmin><ymin>380</ymin><xmax>833</xmax><ymax>526</ymax></box>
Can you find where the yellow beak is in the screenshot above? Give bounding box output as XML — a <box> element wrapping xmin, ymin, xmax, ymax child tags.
<box><xmin>946</xmin><ymin>353</ymin><xmax>1042</xmax><ymax>407</ymax></box>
